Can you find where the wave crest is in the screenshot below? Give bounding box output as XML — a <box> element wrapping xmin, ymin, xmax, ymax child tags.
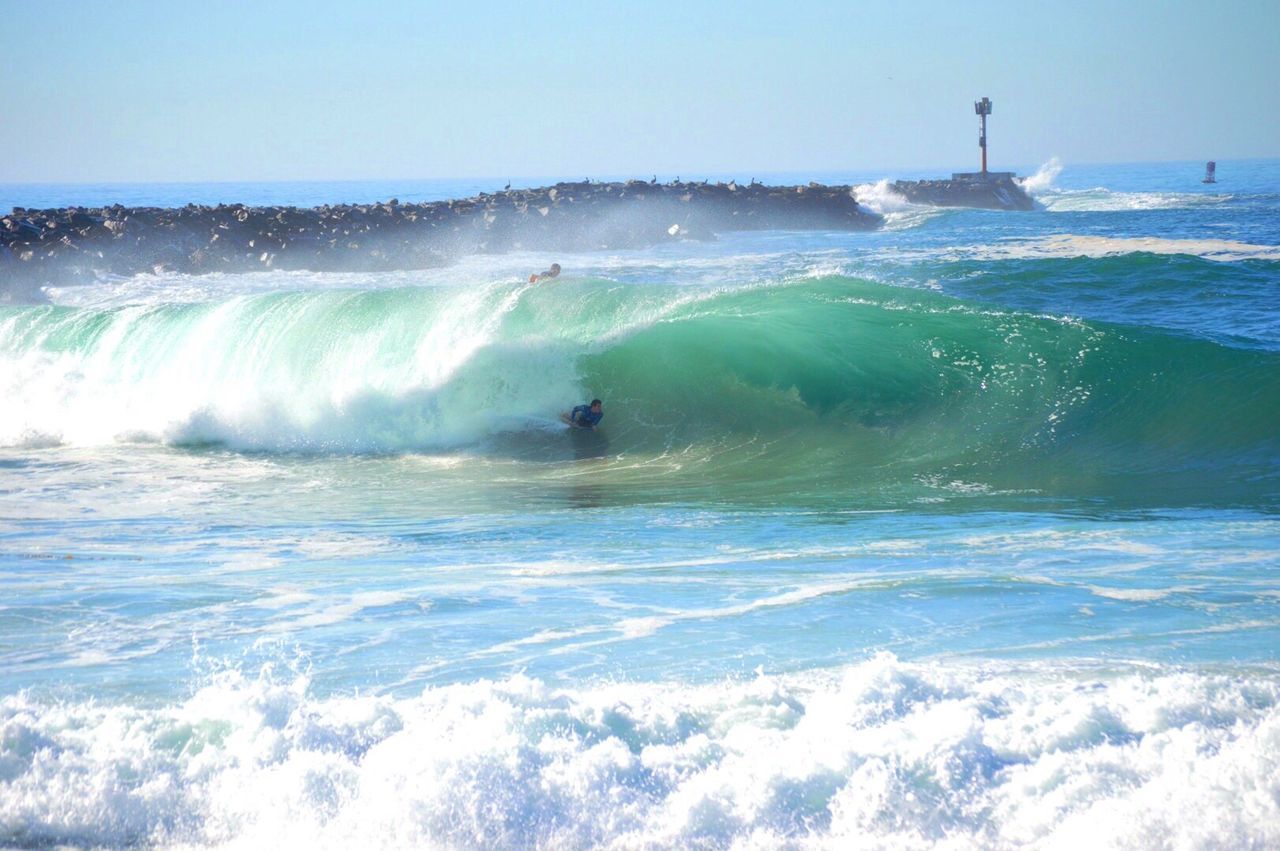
<box><xmin>2</xmin><ymin>278</ymin><xmax>1277</xmax><ymax>504</ymax></box>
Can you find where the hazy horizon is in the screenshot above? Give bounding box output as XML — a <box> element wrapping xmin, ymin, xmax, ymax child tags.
<box><xmin>3</xmin><ymin>1</ymin><xmax>1276</xmax><ymax>184</ymax></box>
<box><xmin>2</xmin><ymin>157</ymin><xmax>1273</xmax><ymax>191</ymax></box>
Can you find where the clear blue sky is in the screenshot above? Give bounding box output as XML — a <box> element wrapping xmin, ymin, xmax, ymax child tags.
<box><xmin>3</xmin><ymin>0</ymin><xmax>1276</xmax><ymax>183</ymax></box>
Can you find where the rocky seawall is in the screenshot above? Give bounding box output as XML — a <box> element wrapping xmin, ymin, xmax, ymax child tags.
<box><xmin>892</xmin><ymin>174</ymin><xmax>1035</xmax><ymax>211</ymax></box>
<box><xmin>0</xmin><ymin>181</ymin><xmax>880</xmax><ymax>292</ymax></box>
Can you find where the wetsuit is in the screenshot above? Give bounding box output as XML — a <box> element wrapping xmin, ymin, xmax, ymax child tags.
<box><xmin>570</xmin><ymin>405</ymin><xmax>603</xmax><ymax>428</ymax></box>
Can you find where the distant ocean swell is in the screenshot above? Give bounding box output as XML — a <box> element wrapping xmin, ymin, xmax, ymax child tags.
<box><xmin>2</xmin><ymin>656</ymin><xmax>1277</xmax><ymax>849</ymax></box>
<box><xmin>2</xmin><ymin>276</ymin><xmax>1277</xmax><ymax>499</ymax></box>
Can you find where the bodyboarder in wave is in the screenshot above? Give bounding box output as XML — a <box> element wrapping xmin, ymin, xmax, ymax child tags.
<box><xmin>529</xmin><ymin>263</ymin><xmax>561</xmax><ymax>283</ymax></box>
<box><xmin>561</xmin><ymin>399</ymin><xmax>603</xmax><ymax>430</ymax></box>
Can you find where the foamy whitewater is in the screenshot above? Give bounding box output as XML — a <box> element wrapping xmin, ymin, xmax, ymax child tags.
<box><xmin>2</xmin><ymin>161</ymin><xmax>1279</xmax><ymax>849</ymax></box>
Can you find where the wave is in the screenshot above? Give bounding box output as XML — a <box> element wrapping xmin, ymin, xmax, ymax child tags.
<box><xmin>2</xmin><ymin>277</ymin><xmax>1277</xmax><ymax>502</ymax></box>
<box><xmin>2</xmin><ymin>656</ymin><xmax>1277</xmax><ymax>849</ymax></box>
<box><xmin>0</xmin><ymin>281</ymin><xmax>591</xmax><ymax>451</ymax></box>
<box><xmin>852</xmin><ymin>179</ymin><xmax>942</xmax><ymax>230</ymax></box>
<box><xmin>853</xmin><ymin>250</ymin><xmax>1280</xmax><ymax>354</ymax></box>
<box><xmin>935</xmin><ymin>234</ymin><xmax>1280</xmax><ymax>264</ymax></box>
<box><xmin>1037</xmin><ymin>187</ymin><xmax>1235</xmax><ymax>212</ymax></box>
<box><xmin>1013</xmin><ymin>158</ymin><xmax>1253</xmax><ymax>212</ymax></box>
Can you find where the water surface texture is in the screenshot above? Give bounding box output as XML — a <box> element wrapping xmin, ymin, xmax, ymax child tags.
<box><xmin>2</xmin><ymin>161</ymin><xmax>1279</xmax><ymax>849</ymax></box>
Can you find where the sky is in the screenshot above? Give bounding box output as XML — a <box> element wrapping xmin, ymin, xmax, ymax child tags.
<box><xmin>2</xmin><ymin>0</ymin><xmax>1277</xmax><ymax>183</ymax></box>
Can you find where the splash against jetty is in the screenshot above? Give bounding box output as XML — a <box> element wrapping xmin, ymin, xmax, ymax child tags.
<box><xmin>892</xmin><ymin>173</ymin><xmax>1036</xmax><ymax>211</ymax></box>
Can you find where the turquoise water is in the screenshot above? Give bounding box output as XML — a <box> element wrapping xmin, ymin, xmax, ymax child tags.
<box><xmin>2</xmin><ymin>161</ymin><xmax>1279</xmax><ymax>848</ymax></box>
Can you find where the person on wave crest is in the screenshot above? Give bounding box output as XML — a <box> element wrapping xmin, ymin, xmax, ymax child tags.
<box><xmin>561</xmin><ymin>399</ymin><xmax>603</xmax><ymax>430</ymax></box>
<box><xmin>529</xmin><ymin>262</ymin><xmax>560</xmax><ymax>283</ymax></box>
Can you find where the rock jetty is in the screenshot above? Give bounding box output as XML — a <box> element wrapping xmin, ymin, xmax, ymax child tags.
<box><xmin>892</xmin><ymin>173</ymin><xmax>1035</xmax><ymax>211</ymax></box>
<box><xmin>0</xmin><ymin>180</ymin><xmax>881</xmax><ymax>291</ymax></box>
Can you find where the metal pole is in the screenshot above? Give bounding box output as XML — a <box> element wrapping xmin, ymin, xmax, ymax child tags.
<box><xmin>980</xmin><ymin>112</ymin><xmax>987</xmax><ymax>174</ymax></box>
<box><xmin>974</xmin><ymin>97</ymin><xmax>992</xmax><ymax>175</ymax></box>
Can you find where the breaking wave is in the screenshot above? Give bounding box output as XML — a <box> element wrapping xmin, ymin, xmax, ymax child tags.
<box><xmin>1038</xmin><ymin>188</ymin><xmax>1235</xmax><ymax>212</ymax></box>
<box><xmin>1019</xmin><ymin>157</ymin><xmax>1063</xmax><ymax>195</ymax></box>
<box><xmin>852</xmin><ymin>180</ymin><xmax>941</xmax><ymax>230</ymax></box>
<box><xmin>1</xmin><ymin>277</ymin><xmax>1277</xmax><ymax>503</ymax></box>
<box><xmin>2</xmin><ymin>656</ymin><xmax>1277</xmax><ymax>849</ymax></box>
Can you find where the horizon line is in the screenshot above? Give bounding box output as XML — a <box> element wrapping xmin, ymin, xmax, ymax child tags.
<box><xmin>3</xmin><ymin>156</ymin><xmax>1274</xmax><ymax>188</ymax></box>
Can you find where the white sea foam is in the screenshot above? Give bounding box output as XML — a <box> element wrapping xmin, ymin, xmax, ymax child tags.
<box><xmin>1085</xmin><ymin>585</ymin><xmax>1180</xmax><ymax>602</ymax></box>
<box><xmin>2</xmin><ymin>656</ymin><xmax>1278</xmax><ymax>849</ymax></box>
<box><xmin>853</xmin><ymin>179</ymin><xmax>941</xmax><ymax>230</ymax></box>
<box><xmin>3</xmin><ymin>272</ymin><xmax>778</xmax><ymax>451</ymax></box>
<box><xmin>1005</xmin><ymin>155</ymin><xmax>1236</xmax><ymax>213</ymax></box>
<box><xmin>1020</xmin><ymin>156</ymin><xmax>1064</xmax><ymax>195</ymax></box>
<box><xmin>0</xmin><ymin>282</ymin><xmax>585</xmax><ymax>450</ymax></box>
<box><xmin>1037</xmin><ymin>187</ymin><xmax>1233</xmax><ymax>212</ymax></box>
<box><xmin>265</xmin><ymin>590</ymin><xmax>417</xmax><ymax>633</ymax></box>
<box><xmin>248</xmin><ymin>589</ymin><xmax>317</xmax><ymax>610</ymax></box>
<box><xmin>956</xmin><ymin>234</ymin><xmax>1280</xmax><ymax>263</ymax></box>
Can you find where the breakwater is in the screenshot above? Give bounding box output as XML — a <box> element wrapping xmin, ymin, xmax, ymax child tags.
<box><xmin>0</xmin><ymin>180</ymin><xmax>881</xmax><ymax>289</ymax></box>
<box><xmin>893</xmin><ymin>173</ymin><xmax>1035</xmax><ymax>211</ymax></box>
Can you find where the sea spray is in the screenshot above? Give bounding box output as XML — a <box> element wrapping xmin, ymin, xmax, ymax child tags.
<box><xmin>852</xmin><ymin>179</ymin><xmax>942</xmax><ymax>230</ymax></box>
<box><xmin>3</xmin><ymin>657</ymin><xmax>1278</xmax><ymax>849</ymax></box>
<box><xmin>1020</xmin><ymin>156</ymin><xmax>1063</xmax><ymax>195</ymax></box>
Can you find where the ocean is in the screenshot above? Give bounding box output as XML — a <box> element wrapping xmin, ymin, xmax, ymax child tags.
<box><xmin>2</xmin><ymin>160</ymin><xmax>1278</xmax><ymax>849</ymax></box>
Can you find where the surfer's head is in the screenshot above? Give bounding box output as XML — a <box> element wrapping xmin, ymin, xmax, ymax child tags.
<box><xmin>590</xmin><ymin>399</ymin><xmax>602</xmax><ymax>412</ymax></box>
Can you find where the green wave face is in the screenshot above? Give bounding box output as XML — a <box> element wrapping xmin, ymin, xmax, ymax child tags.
<box><xmin>580</xmin><ymin>277</ymin><xmax>1280</xmax><ymax>505</ymax></box>
<box><xmin>3</xmin><ymin>276</ymin><xmax>1278</xmax><ymax>508</ymax></box>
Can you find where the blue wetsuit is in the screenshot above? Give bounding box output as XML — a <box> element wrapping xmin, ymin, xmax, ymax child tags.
<box><xmin>570</xmin><ymin>404</ymin><xmax>603</xmax><ymax>428</ymax></box>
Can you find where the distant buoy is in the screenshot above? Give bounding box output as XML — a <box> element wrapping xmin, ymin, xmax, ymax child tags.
<box><xmin>1202</xmin><ymin>161</ymin><xmax>1217</xmax><ymax>184</ymax></box>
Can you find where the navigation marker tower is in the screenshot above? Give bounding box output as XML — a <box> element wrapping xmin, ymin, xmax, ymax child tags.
<box><xmin>975</xmin><ymin>97</ymin><xmax>992</xmax><ymax>175</ymax></box>
<box><xmin>949</xmin><ymin>96</ymin><xmax>1018</xmax><ymax>188</ymax></box>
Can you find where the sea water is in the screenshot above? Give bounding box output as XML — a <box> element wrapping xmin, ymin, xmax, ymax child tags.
<box><xmin>1</xmin><ymin>161</ymin><xmax>1279</xmax><ymax>849</ymax></box>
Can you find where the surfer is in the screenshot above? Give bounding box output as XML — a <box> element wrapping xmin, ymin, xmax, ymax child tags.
<box><xmin>529</xmin><ymin>263</ymin><xmax>561</xmax><ymax>283</ymax></box>
<box><xmin>562</xmin><ymin>399</ymin><xmax>603</xmax><ymax>430</ymax></box>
